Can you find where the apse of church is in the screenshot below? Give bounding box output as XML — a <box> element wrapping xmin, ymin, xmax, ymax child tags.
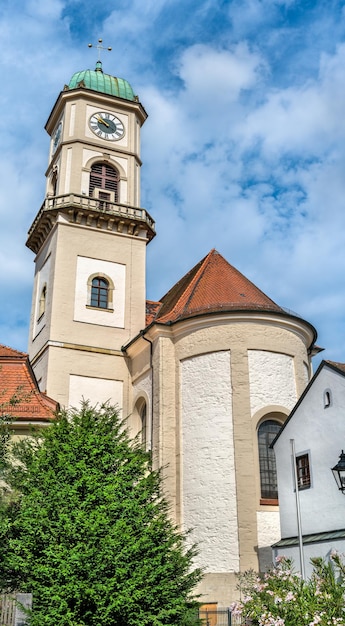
<box><xmin>26</xmin><ymin>60</ymin><xmax>318</xmax><ymax>606</ymax></box>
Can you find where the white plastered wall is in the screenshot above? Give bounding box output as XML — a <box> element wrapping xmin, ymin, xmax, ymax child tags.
<box><xmin>33</xmin><ymin>254</ymin><xmax>51</xmax><ymax>339</ymax></box>
<box><xmin>181</xmin><ymin>350</ymin><xmax>240</xmax><ymax>573</ymax></box>
<box><xmin>275</xmin><ymin>366</ymin><xmax>345</xmax><ymax>539</ymax></box>
<box><xmin>69</xmin><ymin>374</ymin><xmax>123</xmax><ymax>410</ymax></box>
<box><xmin>248</xmin><ymin>350</ymin><xmax>297</xmax><ymax>415</ymax></box>
<box><xmin>257</xmin><ymin>510</ymin><xmax>281</xmax><ymax>571</ymax></box>
<box><xmin>74</xmin><ymin>256</ymin><xmax>125</xmax><ymax>327</ymax></box>
<box><xmin>248</xmin><ymin>350</ymin><xmax>298</xmax><ymax>570</ymax></box>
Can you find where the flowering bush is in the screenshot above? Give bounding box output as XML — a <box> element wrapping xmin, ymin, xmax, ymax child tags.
<box><xmin>231</xmin><ymin>553</ymin><xmax>345</xmax><ymax>626</ymax></box>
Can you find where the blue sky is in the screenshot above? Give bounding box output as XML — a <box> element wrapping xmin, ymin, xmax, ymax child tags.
<box><xmin>0</xmin><ymin>0</ymin><xmax>344</xmax><ymax>366</ymax></box>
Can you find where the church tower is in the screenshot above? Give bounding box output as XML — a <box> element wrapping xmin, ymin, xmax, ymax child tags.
<box><xmin>26</xmin><ymin>61</ymin><xmax>155</xmax><ymax>410</ymax></box>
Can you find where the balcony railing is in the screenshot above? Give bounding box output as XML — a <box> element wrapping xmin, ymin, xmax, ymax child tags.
<box><xmin>52</xmin><ymin>193</ymin><xmax>153</xmax><ymax>228</ymax></box>
<box><xmin>28</xmin><ymin>193</ymin><xmax>155</xmax><ymax>237</ymax></box>
<box><xmin>26</xmin><ymin>192</ymin><xmax>156</xmax><ymax>253</ymax></box>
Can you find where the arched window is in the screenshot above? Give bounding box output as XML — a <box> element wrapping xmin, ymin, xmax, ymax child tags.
<box><xmin>324</xmin><ymin>389</ymin><xmax>332</xmax><ymax>408</ymax></box>
<box><xmin>90</xmin><ymin>277</ymin><xmax>109</xmax><ymax>309</ymax></box>
<box><xmin>141</xmin><ymin>403</ymin><xmax>147</xmax><ymax>447</ymax></box>
<box><xmin>89</xmin><ymin>162</ymin><xmax>119</xmax><ymax>203</ymax></box>
<box><xmin>258</xmin><ymin>420</ymin><xmax>282</xmax><ymax>501</ymax></box>
<box><xmin>129</xmin><ymin>398</ymin><xmax>149</xmax><ymax>446</ymax></box>
<box><xmin>38</xmin><ymin>284</ymin><xmax>47</xmax><ymax>319</ymax></box>
<box><xmin>52</xmin><ymin>166</ymin><xmax>58</xmax><ymax>196</ymax></box>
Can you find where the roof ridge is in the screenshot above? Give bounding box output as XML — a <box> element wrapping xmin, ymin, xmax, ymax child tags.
<box><xmin>167</xmin><ymin>250</ymin><xmax>215</xmax><ymax>320</ymax></box>
<box><xmin>153</xmin><ymin>249</ymin><xmax>288</xmax><ymax>326</ymax></box>
<box><xmin>0</xmin><ymin>356</ymin><xmax>58</xmax><ymax>421</ymax></box>
<box><xmin>324</xmin><ymin>360</ymin><xmax>345</xmax><ymax>372</ymax></box>
<box><xmin>0</xmin><ymin>344</ymin><xmax>28</xmax><ymax>358</ymax></box>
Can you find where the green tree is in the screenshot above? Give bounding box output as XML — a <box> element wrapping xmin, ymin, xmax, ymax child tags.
<box><xmin>1</xmin><ymin>402</ymin><xmax>202</xmax><ymax>625</ymax></box>
<box><xmin>0</xmin><ymin>412</ymin><xmax>11</xmax><ymax>589</ymax></box>
<box><xmin>0</xmin><ymin>413</ymin><xmax>10</xmax><ymax>477</ymax></box>
<box><xmin>0</xmin><ymin>381</ymin><xmax>30</xmax><ymax>478</ymax></box>
<box><xmin>0</xmin><ymin>385</ymin><xmax>21</xmax><ymax>591</ymax></box>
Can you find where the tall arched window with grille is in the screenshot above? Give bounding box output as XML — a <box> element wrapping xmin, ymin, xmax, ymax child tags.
<box><xmin>258</xmin><ymin>420</ymin><xmax>282</xmax><ymax>501</ymax></box>
<box><xmin>90</xmin><ymin>277</ymin><xmax>109</xmax><ymax>309</ymax></box>
<box><xmin>89</xmin><ymin>162</ymin><xmax>119</xmax><ymax>204</ymax></box>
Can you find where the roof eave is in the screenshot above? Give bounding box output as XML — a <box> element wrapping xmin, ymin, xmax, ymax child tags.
<box><xmin>271</xmin><ymin>359</ymin><xmax>345</xmax><ymax>447</ymax></box>
<box><xmin>123</xmin><ymin>306</ymin><xmax>317</xmax><ymax>355</ymax></box>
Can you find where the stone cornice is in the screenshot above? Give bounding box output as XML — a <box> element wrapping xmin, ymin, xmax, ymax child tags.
<box><xmin>26</xmin><ymin>193</ymin><xmax>155</xmax><ymax>254</ymax></box>
<box><xmin>123</xmin><ymin>308</ymin><xmax>317</xmax><ymax>357</ymax></box>
<box><xmin>46</xmin><ymin>86</ymin><xmax>148</xmax><ymax>135</ymax></box>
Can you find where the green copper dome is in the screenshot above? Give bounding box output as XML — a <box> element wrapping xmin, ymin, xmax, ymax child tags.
<box><xmin>68</xmin><ymin>61</ymin><xmax>136</xmax><ymax>101</ymax></box>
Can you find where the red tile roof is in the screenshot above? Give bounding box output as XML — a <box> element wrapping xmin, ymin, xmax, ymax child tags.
<box><xmin>147</xmin><ymin>249</ymin><xmax>284</xmax><ymax>325</ymax></box>
<box><xmin>0</xmin><ymin>345</ymin><xmax>26</xmax><ymax>358</ymax></box>
<box><xmin>0</xmin><ymin>345</ymin><xmax>58</xmax><ymax>424</ymax></box>
<box><xmin>146</xmin><ymin>300</ymin><xmax>162</xmax><ymax>326</ymax></box>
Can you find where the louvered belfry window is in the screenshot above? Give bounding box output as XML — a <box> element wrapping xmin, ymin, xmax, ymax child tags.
<box><xmin>89</xmin><ymin>163</ymin><xmax>119</xmax><ymax>201</ymax></box>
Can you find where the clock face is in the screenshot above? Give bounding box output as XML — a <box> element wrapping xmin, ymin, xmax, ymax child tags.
<box><xmin>89</xmin><ymin>112</ymin><xmax>125</xmax><ymax>141</ymax></box>
<box><xmin>52</xmin><ymin>121</ymin><xmax>62</xmax><ymax>154</ymax></box>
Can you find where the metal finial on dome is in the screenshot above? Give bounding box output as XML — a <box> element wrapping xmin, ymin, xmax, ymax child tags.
<box><xmin>69</xmin><ymin>41</ymin><xmax>136</xmax><ymax>101</ymax></box>
<box><xmin>95</xmin><ymin>60</ymin><xmax>103</xmax><ymax>73</ymax></box>
<box><xmin>88</xmin><ymin>38</ymin><xmax>112</xmax><ymax>70</ymax></box>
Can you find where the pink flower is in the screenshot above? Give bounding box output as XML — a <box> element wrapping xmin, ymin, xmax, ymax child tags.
<box><xmin>275</xmin><ymin>555</ymin><xmax>285</xmax><ymax>564</ymax></box>
<box><xmin>285</xmin><ymin>591</ymin><xmax>295</xmax><ymax>602</ymax></box>
<box><xmin>229</xmin><ymin>601</ymin><xmax>243</xmax><ymax>616</ymax></box>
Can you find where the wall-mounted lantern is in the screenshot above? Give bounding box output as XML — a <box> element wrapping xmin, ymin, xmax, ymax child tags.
<box><xmin>331</xmin><ymin>451</ymin><xmax>345</xmax><ymax>493</ymax></box>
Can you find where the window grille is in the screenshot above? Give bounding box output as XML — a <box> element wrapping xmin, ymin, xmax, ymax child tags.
<box><xmin>258</xmin><ymin>420</ymin><xmax>281</xmax><ymax>500</ymax></box>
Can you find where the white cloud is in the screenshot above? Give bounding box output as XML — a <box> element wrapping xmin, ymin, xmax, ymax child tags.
<box><xmin>26</xmin><ymin>0</ymin><xmax>63</xmax><ymax>18</ymax></box>
<box><xmin>239</xmin><ymin>43</ymin><xmax>345</xmax><ymax>155</ymax></box>
<box><xmin>141</xmin><ymin>32</ymin><xmax>345</xmax><ymax>367</ymax></box>
<box><xmin>0</xmin><ymin>0</ymin><xmax>344</xmax><ymax>367</ymax></box>
<box><xmin>227</xmin><ymin>0</ymin><xmax>296</xmax><ymax>38</ymax></box>
<box><xmin>177</xmin><ymin>42</ymin><xmax>263</xmax><ymax>103</ymax></box>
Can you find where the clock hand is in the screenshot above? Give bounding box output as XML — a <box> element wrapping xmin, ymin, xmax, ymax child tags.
<box><xmin>97</xmin><ymin>116</ymin><xmax>110</xmax><ymax>127</ymax></box>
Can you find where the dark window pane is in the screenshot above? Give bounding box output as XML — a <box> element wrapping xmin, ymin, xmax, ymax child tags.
<box><xmin>141</xmin><ymin>404</ymin><xmax>147</xmax><ymax>447</ymax></box>
<box><xmin>296</xmin><ymin>454</ymin><xmax>311</xmax><ymax>489</ymax></box>
<box><xmin>258</xmin><ymin>420</ymin><xmax>281</xmax><ymax>499</ymax></box>
<box><xmin>91</xmin><ymin>277</ymin><xmax>109</xmax><ymax>308</ymax></box>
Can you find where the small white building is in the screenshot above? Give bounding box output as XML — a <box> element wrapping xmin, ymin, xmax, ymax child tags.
<box><xmin>272</xmin><ymin>360</ymin><xmax>345</xmax><ymax>577</ymax></box>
